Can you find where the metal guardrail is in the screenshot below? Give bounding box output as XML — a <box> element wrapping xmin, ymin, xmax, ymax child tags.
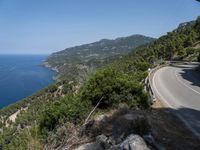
<box><xmin>145</xmin><ymin>63</ymin><xmax>169</xmax><ymax>102</ymax></box>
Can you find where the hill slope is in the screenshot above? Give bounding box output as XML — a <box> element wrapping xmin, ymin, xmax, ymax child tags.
<box><xmin>0</xmin><ymin>17</ymin><xmax>200</xmax><ymax>149</ymax></box>
<box><xmin>45</xmin><ymin>35</ymin><xmax>155</xmax><ymax>81</ymax></box>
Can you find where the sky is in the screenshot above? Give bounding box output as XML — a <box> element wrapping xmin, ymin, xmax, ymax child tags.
<box><xmin>0</xmin><ymin>0</ymin><xmax>199</xmax><ymax>54</ymax></box>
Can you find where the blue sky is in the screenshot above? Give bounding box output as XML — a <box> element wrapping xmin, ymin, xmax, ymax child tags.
<box><xmin>0</xmin><ymin>0</ymin><xmax>199</xmax><ymax>54</ymax></box>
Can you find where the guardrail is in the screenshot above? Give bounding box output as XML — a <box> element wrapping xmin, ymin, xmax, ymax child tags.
<box><xmin>145</xmin><ymin>63</ymin><xmax>169</xmax><ymax>102</ymax></box>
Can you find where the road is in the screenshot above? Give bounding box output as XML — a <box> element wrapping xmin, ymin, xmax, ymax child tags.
<box><xmin>152</xmin><ymin>62</ymin><xmax>200</xmax><ymax>137</ymax></box>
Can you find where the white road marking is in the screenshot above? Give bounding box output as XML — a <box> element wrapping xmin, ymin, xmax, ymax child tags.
<box><xmin>152</xmin><ymin>69</ymin><xmax>173</xmax><ymax>108</ymax></box>
<box><xmin>175</xmin><ymin>74</ymin><xmax>200</xmax><ymax>96</ymax></box>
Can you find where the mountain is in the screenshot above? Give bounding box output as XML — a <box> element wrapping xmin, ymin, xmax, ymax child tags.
<box><xmin>0</xmin><ymin>17</ymin><xmax>200</xmax><ymax>149</ymax></box>
<box><xmin>45</xmin><ymin>35</ymin><xmax>155</xmax><ymax>81</ymax></box>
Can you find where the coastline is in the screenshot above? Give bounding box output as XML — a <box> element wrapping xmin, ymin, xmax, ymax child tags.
<box><xmin>43</xmin><ymin>61</ymin><xmax>59</xmax><ymax>81</ymax></box>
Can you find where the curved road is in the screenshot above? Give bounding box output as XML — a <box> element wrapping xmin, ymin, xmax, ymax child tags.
<box><xmin>152</xmin><ymin>62</ymin><xmax>200</xmax><ymax>137</ymax></box>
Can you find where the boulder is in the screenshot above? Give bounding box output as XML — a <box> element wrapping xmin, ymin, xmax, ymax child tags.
<box><xmin>76</xmin><ymin>134</ymin><xmax>150</xmax><ymax>150</ymax></box>
<box><xmin>96</xmin><ymin>134</ymin><xmax>111</xmax><ymax>149</ymax></box>
<box><xmin>119</xmin><ymin>134</ymin><xmax>150</xmax><ymax>150</ymax></box>
<box><xmin>75</xmin><ymin>142</ymin><xmax>104</xmax><ymax>150</ymax></box>
<box><xmin>112</xmin><ymin>134</ymin><xmax>150</xmax><ymax>150</ymax></box>
<box><xmin>96</xmin><ymin>134</ymin><xmax>108</xmax><ymax>144</ymax></box>
<box><xmin>109</xmin><ymin>134</ymin><xmax>150</xmax><ymax>150</ymax></box>
<box><xmin>112</xmin><ymin>113</ymin><xmax>150</xmax><ymax>143</ymax></box>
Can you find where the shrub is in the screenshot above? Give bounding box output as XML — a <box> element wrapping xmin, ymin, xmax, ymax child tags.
<box><xmin>62</xmin><ymin>84</ymin><xmax>73</xmax><ymax>94</ymax></box>
<box><xmin>186</xmin><ymin>48</ymin><xmax>195</xmax><ymax>56</ymax></box>
<box><xmin>39</xmin><ymin>96</ymin><xmax>91</xmax><ymax>134</ymax></box>
<box><xmin>2</xmin><ymin>126</ymin><xmax>43</xmax><ymax>150</ymax></box>
<box><xmin>48</xmin><ymin>84</ymin><xmax>57</xmax><ymax>93</ymax></box>
<box><xmin>80</xmin><ymin>67</ymin><xmax>150</xmax><ymax>109</ymax></box>
<box><xmin>135</xmin><ymin>62</ymin><xmax>150</xmax><ymax>71</ymax></box>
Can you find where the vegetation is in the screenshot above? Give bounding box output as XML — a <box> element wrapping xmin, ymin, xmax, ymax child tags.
<box><xmin>80</xmin><ymin>67</ymin><xmax>149</xmax><ymax>109</ymax></box>
<box><xmin>134</xmin><ymin>17</ymin><xmax>200</xmax><ymax>63</ymax></box>
<box><xmin>0</xmin><ymin>17</ymin><xmax>199</xmax><ymax>149</ymax></box>
<box><xmin>38</xmin><ymin>66</ymin><xmax>150</xmax><ymax>138</ymax></box>
<box><xmin>2</xmin><ymin>126</ymin><xmax>42</xmax><ymax>150</ymax></box>
<box><xmin>39</xmin><ymin>95</ymin><xmax>91</xmax><ymax>134</ymax></box>
<box><xmin>45</xmin><ymin>35</ymin><xmax>155</xmax><ymax>81</ymax></box>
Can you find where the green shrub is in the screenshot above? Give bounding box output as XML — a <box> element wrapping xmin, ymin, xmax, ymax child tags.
<box><xmin>39</xmin><ymin>96</ymin><xmax>91</xmax><ymax>134</ymax></box>
<box><xmin>186</xmin><ymin>48</ymin><xmax>196</xmax><ymax>56</ymax></box>
<box><xmin>48</xmin><ymin>84</ymin><xmax>57</xmax><ymax>93</ymax></box>
<box><xmin>134</xmin><ymin>62</ymin><xmax>150</xmax><ymax>72</ymax></box>
<box><xmin>62</xmin><ymin>84</ymin><xmax>73</xmax><ymax>94</ymax></box>
<box><xmin>80</xmin><ymin>67</ymin><xmax>150</xmax><ymax>109</ymax></box>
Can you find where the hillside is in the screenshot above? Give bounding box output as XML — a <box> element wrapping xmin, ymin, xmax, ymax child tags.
<box><xmin>0</xmin><ymin>17</ymin><xmax>200</xmax><ymax>149</ymax></box>
<box><xmin>45</xmin><ymin>35</ymin><xmax>155</xmax><ymax>81</ymax></box>
<box><xmin>133</xmin><ymin>19</ymin><xmax>200</xmax><ymax>63</ymax></box>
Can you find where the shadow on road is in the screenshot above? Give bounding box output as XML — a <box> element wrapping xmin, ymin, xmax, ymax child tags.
<box><xmin>171</xmin><ymin>63</ymin><xmax>200</xmax><ymax>87</ymax></box>
<box><xmin>174</xmin><ymin>107</ymin><xmax>200</xmax><ymax>132</ymax></box>
<box><xmin>149</xmin><ymin>106</ymin><xmax>200</xmax><ymax>150</ymax></box>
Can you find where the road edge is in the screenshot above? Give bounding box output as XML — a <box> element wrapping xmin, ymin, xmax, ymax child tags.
<box><xmin>150</xmin><ymin>63</ymin><xmax>200</xmax><ymax>139</ymax></box>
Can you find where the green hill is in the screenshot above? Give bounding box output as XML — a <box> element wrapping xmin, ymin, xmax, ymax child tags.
<box><xmin>0</xmin><ymin>17</ymin><xmax>199</xmax><ymax>149</ymax></box>
<box><xmin>45</xmin><ymin>35</ymin><xmax>155</xmax><ymax>81</ymax></box>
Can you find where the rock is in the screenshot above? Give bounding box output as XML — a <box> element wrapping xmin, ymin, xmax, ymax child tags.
<box><xmin>76</xmin><ymin>135</ymin><xmax>109</xmax><ymax>150</ymax></box>
<box><xmin>109</xmin><ymin>134</ymin><xmax>150</xmax><ymax>150</ymax></box>
<box><xmin>75</xmin><ymin>142</ymin><xmax>104</xmax><ymax>150</ymax></box>
<box><xmin>112</xmin><ymin>113</ymin><xmax>150</xmax><ymax>143</ymax></box>
<box><xmin>96</xmin><ymin>134</ymin><xmax>108</xmax><ymax>144</ymax></box>
<box><xmin>96</xmin><ymin>134</ymin><xmax>111</xmax><ymax>149</ymax></box>
<box><xmin>76</xmin><ymin>132</ymin><xmax>150</xmax><ymax>150</ymax></box>
<box><xmin>119</xmin><ymin>134</ymin><xmax>150</xmax><ymax>150</ymax></box>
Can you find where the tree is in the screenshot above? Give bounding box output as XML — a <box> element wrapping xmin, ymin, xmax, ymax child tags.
<box><xmin>80</xmin><ymin>68</ymin><xmax>150</xmax><ymax>109</ymax></box>
<box><xmin>39</xmin><ymin>96</ymin><xmax>91</xmax><ymax>133</ymax></box>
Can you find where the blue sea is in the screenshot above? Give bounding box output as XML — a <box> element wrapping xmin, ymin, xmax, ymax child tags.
<box><xmin>0</xmin><ymin>55</ymin><xmax>54</xmax><ymax>109</ymax></box>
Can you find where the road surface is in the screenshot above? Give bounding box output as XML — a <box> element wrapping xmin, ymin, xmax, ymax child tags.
<box><xmin>152</xmin><ymin>62</ymin><xmax>200</xmax><ymax>137</ymax></box>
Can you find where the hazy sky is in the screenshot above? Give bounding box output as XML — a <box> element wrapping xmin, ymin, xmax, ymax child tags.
<box><xmin>0</xmin><ymin>0</ymin><xmax>199</xmax><ymax>54</ymax></box>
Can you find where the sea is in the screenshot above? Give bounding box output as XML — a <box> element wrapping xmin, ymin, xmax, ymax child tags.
<box><xmin>0</xmin><ymin>55</ymin><xmax>54</xmax><ymax>109</ymax></box>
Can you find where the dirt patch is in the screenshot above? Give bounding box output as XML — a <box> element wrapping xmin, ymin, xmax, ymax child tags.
<box><xmin>6</xmin><ymin>107</ymin><xmax>28</xmax><ymax>127</ymax></box>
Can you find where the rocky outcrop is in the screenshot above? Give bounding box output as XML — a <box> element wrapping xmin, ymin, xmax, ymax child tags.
<box><xmin>112</xmin><ymin>113</ymin><xmax>150</xmax><ymax>143</ymax></box>
<box><xmin>75</xmin><ymin>134</ymin><xmax>150</xmax><ymax>150</ymax></box>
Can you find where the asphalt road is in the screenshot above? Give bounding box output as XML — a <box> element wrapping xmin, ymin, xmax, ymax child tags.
<box><xmin>152</xmin><ymin>62</ymin><xmax>200</xmax><ymax>137</ymax></box>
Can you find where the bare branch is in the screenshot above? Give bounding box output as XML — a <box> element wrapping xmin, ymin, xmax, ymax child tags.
<box><xmin>83</xmin><ymin>96</ymin><xmax>104</xmax><ymax>125</ymax></box>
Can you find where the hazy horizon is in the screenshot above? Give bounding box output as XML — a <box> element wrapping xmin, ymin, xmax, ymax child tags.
<box><xmin>0</xmin><ymin>34</ymin><xmax>154</xmax><ymax>55</ymax></box>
